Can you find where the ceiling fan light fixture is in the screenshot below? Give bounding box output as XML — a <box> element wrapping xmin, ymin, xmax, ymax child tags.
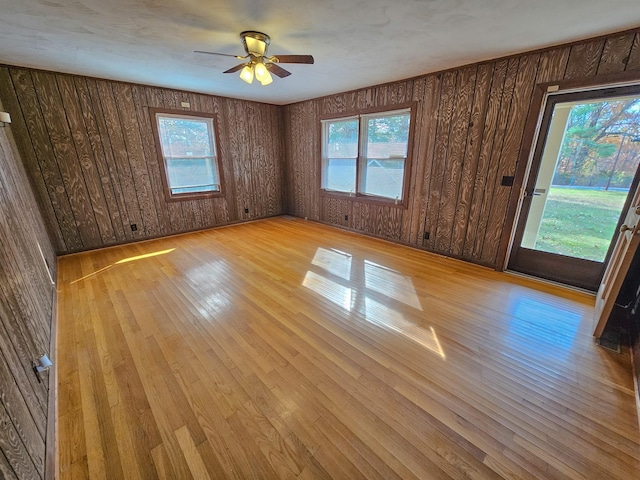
<box><xmin>259</xmin><ymin>69</ymin><xmax>273</xmax><ymax>86</ymax></box>
<box><xmin>254</xmin><ymin>61</ymin><xmax>273</xmax><ymax>85</ymax></box>
<box><xmin>254</xmin><ymin>61</ymin><xmax>269</xmax><ymax>82</ymax></box>
<box><xmin>240</xmin><ymin>64</ymin><xmax>254</xmax><ymax>84</ymax></box>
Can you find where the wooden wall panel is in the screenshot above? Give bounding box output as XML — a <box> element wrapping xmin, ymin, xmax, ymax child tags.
<box><xmin>597</xmin><ymin>32</ymin><xmax>636</xmax><ymax>75</ymax></box>
<box><xmin>9</xmin><ymin>68</ymin><xmax>82</xmax><ymax>250</ymax></box>
<box><xmin>535</xmin><ymin>47</ymin><xmax>572</xmax><ymax>85</ymax></box>
<box><xmin>627</xmin><ymin>33</ymin><xmax>640</xmax><ymax>71</ymax></box>
<box><xmin>115</xmin><ymin>83</ymin><xmax>162</xmax><ymax>237</ymax></box>
<box><xmin>424</xmin><ymin>70</ymin><xmax>457</xmax><ymax>251</ymax></box>
<box><xmin>131</xmin><ymin>85</ymin><xmax>171</xmax><ymax>234</ymax></box>
<box><xmin>33</xmin><ymin>71</ymin><xmax>103</xmax><ymax>248</ymax></box>
<box><xmin>0</xmin><ymin>67</ymin><xmax>285</xmax><ymax>254</ymax></box>
<box><xmin>481</xmin><ymin>54</ymin><xmax>540</xmax><ymax>266</ymax></box>
<box><xmin>401</xmin><ymin>76</ymin><xmax>427</xmax><ymax>244</ymax></box>
<box><xmin>284</xmin><ymin>27</ymin><xmax>640</xmax><ymax>269</ymax></box>
<box><xmin>0</xmin><ymin>402</ymin><xmax>39</xmax><ymax>480</ymax></box>
<box><xmin>86</xmin><ymin>79</ymin><xmax>133</xmax><ymax>242</ymax></box>
<box><xmin>0</xmin><ymin>450</ymin><xmax>18</xmax><ymax>480</ymax></box>
<box><xmin>59</xmin><ymin>75</ymin><xmax>116</xmax><ymax>245</ymax></box>
<box><xmin>284</xmin><ymin>100</ymin><xmax>321</xmax><ymax>220</ymax></box>
<box><xmin>0</xmin><ymin>343</ymin><xmax>44</xmax><ymax>467</ymax></box>
<box><xmin>145</xmin><ymin>86</ymin><xmax>187</xmax><ymax>233</ymax></box>
<box><xmin>0</xmin><ymin>97</ymin><xmax>56</xmax><ymax>479</ymax></box>
<box><xmin>0</xmin><ymin>70</ymin><xmax>65</xmax><ymax>251</ymax></box>
<box><xmin>414</xmin><ymin>75</ymin><xmax>442</xmax><ymax>247</ymax></box>
<box><xmin>450</xmin><ymin>63</ymin><xmax>492</xmax><ymax>258</ymax></box>
<box><xmin>236</xmin><ymin>99</ymin><xmax>258</xmax><ymax>218</ymax></box>
<box><xmin>563</xmin><ymin>39</ymin><xmax>605</xmax><ymax>79</ymax></box>
<box><xmin>462</xmin><ymin>59</ymin><xmax>508</xmax><ymax>261</ymax></box>
<box><xmin>434</xmin><ymin>66</ymin><xmax>477</xmax><ymax>254</ymax></box>
<box><xmin>473</xmin><ymin>57</ymin><xmax>519</xmax><ymax>265</ymax></box>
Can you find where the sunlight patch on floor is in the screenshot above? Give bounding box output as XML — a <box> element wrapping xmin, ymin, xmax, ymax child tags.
<box><xmin>71</xmin><ymin>248</ymin><xmax>176</xmax><ymax>284</ymax></box>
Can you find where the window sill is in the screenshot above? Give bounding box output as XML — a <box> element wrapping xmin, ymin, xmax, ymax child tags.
<box><xmin>320</xmin><ymin>190</ymin><xmax>407</xmax><ymax>208</ymax></box>
<box><xmin>165</xmin><ymin>191</ymin><xmax>225</xmax><ymax>202</ymax></box>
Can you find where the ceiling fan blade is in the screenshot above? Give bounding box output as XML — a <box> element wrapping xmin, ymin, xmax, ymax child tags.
<box><xmin>194</xmin><ymin>50</ymin><xmax>245</xmax><ymax>59</ymax></box>
<box><xmin>223</xmin><ymin>63</ymin><xmax>246</xmax><ymax>74</ymax></box>
<box><xmin>267</xmin><ymin>63</ymin><xmax>292</xmax><ymax>78</ymax></box>
<box><xmin>271</xmin><ymin>55</ymin><xmax>314</xmax><ymax>64</ymax></box>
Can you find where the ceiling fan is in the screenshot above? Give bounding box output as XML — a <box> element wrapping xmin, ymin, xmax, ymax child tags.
<box><xmin>195</xmin><ymin>31</ymin><xmax>314</xmax><ymax>86</ymax></box>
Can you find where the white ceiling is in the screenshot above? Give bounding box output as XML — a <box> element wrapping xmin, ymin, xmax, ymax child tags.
<box><xmin>0</xmin><ymin>1</ymin><xmax>639</xmax><ymax>106</ymax></box>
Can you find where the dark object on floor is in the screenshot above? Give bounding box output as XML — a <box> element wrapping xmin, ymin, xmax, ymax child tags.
<box><xmin>596</xmin><ymin>327</ymin><xmax>621</xmax><ymax>353</ymax></box>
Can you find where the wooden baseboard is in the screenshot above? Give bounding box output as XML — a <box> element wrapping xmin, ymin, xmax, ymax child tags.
<box><xmin>299</xmin><ymin>216</ymin><xmax>497</xmax><ymax>270</ymax></box>
<box><xmin>57</xmin><ymin>214</ymin><xmax>283</xmax><ymax>257</ymax></box>
<box><xmin>44</xmin><ymin>281</ymin><xmax>58</xmax><ymax>480</ymax></box>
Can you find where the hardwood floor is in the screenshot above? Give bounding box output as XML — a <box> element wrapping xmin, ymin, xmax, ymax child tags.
<box><xmin>56</xmin><ymin>216</ymin><xmax>640</xmax><ymax>479</ymax></box>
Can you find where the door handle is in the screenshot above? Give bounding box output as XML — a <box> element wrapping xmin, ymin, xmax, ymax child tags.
<box><xmin>525</xmin><ymin>188</ymin><xmax>546</xmax><ymax>197</ymax></box>
<box><xmin>620</xmin><ymin>224</ymin><xmax>636</xmax><ymax>233</ymax></box>
<box><xmin>636</xmin><ymin>206</ymin><xmax>640</xmax><ymax>215</ymax></box>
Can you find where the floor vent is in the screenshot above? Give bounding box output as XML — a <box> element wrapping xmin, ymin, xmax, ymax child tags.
<box><xmin>596</xmin><ymin>329</ymin><xmax>622</xmax><ymax>353</ymax></box>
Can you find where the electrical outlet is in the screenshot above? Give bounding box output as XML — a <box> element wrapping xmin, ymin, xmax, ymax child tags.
<box><xmin>244</xmin><ymin>208</ymin><xmax>249</xmax><ymax>214</ymax></box>
<box><xmin>130</xmin><ymin>224</ymin><xmax>137</xmax><ymax>232</ymax></box>
<box><xmin>424</xmin><ymin>231</ymin><xmax>430</xmax><ymax>240</ymax></box>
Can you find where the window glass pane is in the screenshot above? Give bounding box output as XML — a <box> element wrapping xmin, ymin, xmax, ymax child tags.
<box><xmin>362</xmin><ymin>112</ymin><xmax>410</xmax><ymax>199</ymax></box>
<box><xmin>327</xmin><ymin>119</ymin><xmax>359</xmax><ymax>158</ymax></box>
<box><xmin>165</xmin><ymin>157</ymin><xmax>218</xmax><ymax>193</ymax></box>
<box><xmin>362</xmin><ymin>158</ymin><xmax>405</xmax><ymax>199</ymax></box>
<box><xmin>156</xmin><ymin>113</ymin><xmax>220</xmax><ymax>196</ymax></box>
<box><xmin>158</xmin><ymin>117</ymin><xmax>213</xmax><ymax>157</ymax></box>
<box><xmin>325</xmin><ymin>158</ymin><xmax>356</xmax><ymax>193</ymax></box>
<box><xmin>322</xmin><ymin>119</ymin><xmax>358</xmax><ymax>192</ymax></box>
<box><xmin>365</xmin><ymin>113</ymin><xmax>410</xmax><ymax>158</ymax></box>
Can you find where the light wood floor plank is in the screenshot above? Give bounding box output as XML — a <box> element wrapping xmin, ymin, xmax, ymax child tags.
<box><xmin>56</xmin><ymin>217</ymin><xmax>640</xmax><ymax>479</ymax></box>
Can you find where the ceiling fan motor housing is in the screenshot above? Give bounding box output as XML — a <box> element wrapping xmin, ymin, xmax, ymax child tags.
<box><xmin>241</xmin><ymin>31</ymin><xmax>270</xmax><ymax>57</ymax></box>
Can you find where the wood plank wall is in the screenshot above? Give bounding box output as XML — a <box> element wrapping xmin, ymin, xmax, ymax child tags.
<box><xmin>284</xmin><ymin>28</ymin><xmax>640</xmax><ymax>269</ymax></box>
<box><xmin>0</xmin><ymin>67</ymin><xmax>285</xmax><ymax>254</ymax></box>
<box><xmin>0</xmin><ymin>98</ymin><xmax>56</xmax><ymax>479</ymax></box>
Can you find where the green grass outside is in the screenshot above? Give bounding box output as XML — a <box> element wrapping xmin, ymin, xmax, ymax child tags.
<box><xmin>534</xmin><ymin>187</ymin><xmax>628</xmax><ymax>262</ymax></box>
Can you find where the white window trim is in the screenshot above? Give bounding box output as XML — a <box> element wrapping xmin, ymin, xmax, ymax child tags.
<box><xmin>321</xmin><ymin>115</ymin><xmax>359</xmax><ymax>194</ymax></box>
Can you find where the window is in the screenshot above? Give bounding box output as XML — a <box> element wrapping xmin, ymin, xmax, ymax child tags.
<box><xmin>321</xmin><ymin>107</ymin><xmax>412</xmax><ymax>203</ymax></box>
<box><xmin>151</xmin><ymin>109</ymin><xmax>223</xmax><ymax>200</ymax></box>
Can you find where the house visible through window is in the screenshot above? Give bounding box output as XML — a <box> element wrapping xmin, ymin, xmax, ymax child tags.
<box><xmin>152</xmin><ymin>110</ymin><xmax>223</xmax><ymax>200</ymax></box>
<box><xmin>321</xmin><ymin>107</ymin><xmax>412</xmax><ymax>203</ymax></box>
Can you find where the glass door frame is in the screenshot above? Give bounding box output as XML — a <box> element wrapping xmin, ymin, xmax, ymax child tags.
<box><xmin>502</xmin><ymin>79</ymin><xmax>640</xmax><ymax>291</ymax></box>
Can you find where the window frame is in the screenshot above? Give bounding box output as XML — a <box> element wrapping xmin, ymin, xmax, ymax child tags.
<box><xmin>149</xmin><ymin>108</ymin><xmax>225</xmax><ymax>202</ymax></box>
<box><xmin>319</xmin><ymin>102</ymin><xmax>416</xmax><ymax>207</ymax></box>
<box><xmin>320</xmin><ymin>115</ymin><xmax>359</xmax><ymax>196</ymax></box>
